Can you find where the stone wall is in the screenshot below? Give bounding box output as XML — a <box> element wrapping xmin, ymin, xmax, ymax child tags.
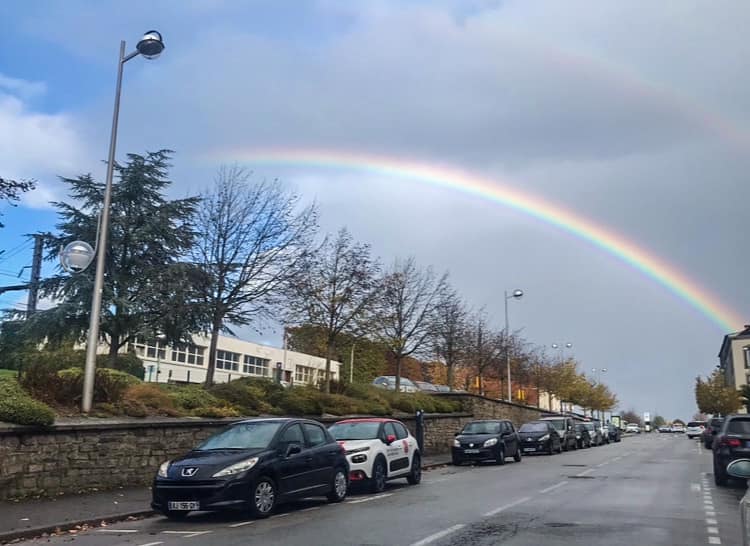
<box><xmin>0</xmin><ymin>394</ymin><xmax>553</xmax><ymax>500</ymax></box>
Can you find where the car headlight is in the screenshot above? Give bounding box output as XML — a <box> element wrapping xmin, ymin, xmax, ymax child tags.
<box><xmin>345</xmin><ymin>446</ymin><xmax>371</xmax><ymax>455</ymax></box>
<box><xmin>453</xmin><ymin>439</ymin><xmax>461</xmax><ymax>447</ymax></box>
<box><xmin>483</xmin><ymin>438</ymin><xmax>498</xmax><ymax>447</ymax></box>
<box><xmin>212</xmin><ymin>457</ymin><xmax>259</xmax><ymax>478</ymax></box>
<box><xmin>576</xmin><ymin>434</ymin><xmax>581</xmax><ymax>439</ymax></box>
<box><xmin>539</xmin><ymin>434</ymin><xmax>549</xmax><ymax>442</ymax></box>
<box><xmin>158</xmin><ymin>460</ymin><xmax>171</xmax><ymax>478</ymax></box>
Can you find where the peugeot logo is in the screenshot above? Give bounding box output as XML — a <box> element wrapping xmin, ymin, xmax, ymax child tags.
<box><xmin>469</xmin><ymin>443</ymin><xmax>474</xmax><ymax>448</ymax></box>
<box><xmin>181</xmin><ymin>467</ymin><xmax>198</xmax><ymax>477</ymax></box>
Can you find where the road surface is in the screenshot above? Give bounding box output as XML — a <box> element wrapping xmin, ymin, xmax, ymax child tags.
<box><xmin>8</xmin><ymin>433</ymin><xmax>746</xmax><ymax>546</ymax></box>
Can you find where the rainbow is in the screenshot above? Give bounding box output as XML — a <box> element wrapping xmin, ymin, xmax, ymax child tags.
<box><xmin>210</xmin><ymin>148</ymin><xmax>744</xmax><ymax>332</ymax></box>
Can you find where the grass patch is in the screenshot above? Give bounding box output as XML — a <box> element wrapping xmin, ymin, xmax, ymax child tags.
<box><xmin>0</xmin><ymin>369</ymin><xmax>17</xmax><ymax>379</ymax></box>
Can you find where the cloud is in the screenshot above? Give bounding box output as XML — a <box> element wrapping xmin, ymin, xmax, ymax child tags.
<box><xmin>0</xmin><ymin>73</ymin><xmax>46</xmax><ymax>100</ymax></box>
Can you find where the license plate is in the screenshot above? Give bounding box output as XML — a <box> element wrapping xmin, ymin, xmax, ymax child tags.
<box><xmin>523</xmin><ymin>447</ymin><xmax>536</xmax><ymax>452</ymax></box>
<box><xmin>168</xmin><ymin>501</ymin><xmax>199</xmax><ymax>511</ymax></box>
<box><xmin>464</xmin><ymin>449</ymin><xmax>480</xmax><ymax>454</ymax></box>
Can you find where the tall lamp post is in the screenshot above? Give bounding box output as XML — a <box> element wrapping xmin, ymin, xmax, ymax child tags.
<box><xmin>551</xmin><ymin>342</ymin><xmax>573</xmax><ymax>412</ymax></box>
<box><xmin>81</xmin><ymin>31</ymin><xmax>165</xmax><ymax>413</ymax></box>
<box><xmin>504</xmin><ymin>289</ymin><xmax>523</xmax><ymax>401</ymax></box>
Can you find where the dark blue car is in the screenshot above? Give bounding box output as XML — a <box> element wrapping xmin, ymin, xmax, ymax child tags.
<box><xmin>152</xmin><ymin>418</ymin><xmax>349</xmax><ymax>519</ymax></box>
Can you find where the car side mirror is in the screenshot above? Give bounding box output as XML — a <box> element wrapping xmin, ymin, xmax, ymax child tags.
<box><xmin>285</xmin><ymin>443</ymin><xmax>302</xmax><ymax>457</ymax></box>
<box><xmin>454</xmin><ymin>432</ymin><xmax>461</xmax><ymax>436</ymax></box>
<box><xmin>727</xmin><ymin>459</ymin><xmax>750</xmax><ymax>479</ymax></box>
<box><xmin>385</xmin><ymin>434</ymin><xmax>397</xmax><ymax>445</ymax></box>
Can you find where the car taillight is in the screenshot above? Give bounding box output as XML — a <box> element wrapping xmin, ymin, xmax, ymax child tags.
<box><xmin>720</xmin><ymin>436</ymin><xmax>742</xmax><ymax>448</ymax></box>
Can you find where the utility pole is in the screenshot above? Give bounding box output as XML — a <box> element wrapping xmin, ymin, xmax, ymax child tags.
<box><xmin>26</xmin><ymin>234</ymin><xmax>44</xmax><ymax>315</ymax></box>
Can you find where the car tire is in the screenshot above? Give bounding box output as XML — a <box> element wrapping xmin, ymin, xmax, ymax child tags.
<box><xmin>407</xmin><ymin>453</ymin><xmax>422</xmax><ymax>485</ymax></box>
<box><xmin>557</xmin><ymin>442</ymin><xmax>563</xmax><ymax>454</ymax></box>
<box><xmin>163</xmin><ymin>510</ymin><xmax>189</xmax><ymax>521</ymax></box>
<box><xmin>496</xmin><ymin>447</ymin><xmax>506</xmax><ymax>465</ymax></box>
<box><xmin>513</xmin><ymin>447</ymin><xmax>522</xmax><ymax>463</ymax></box>
<box><xmin>452</xmin><ymin>456</ymin><xmax>462</xmax><ymax>466</ymax></box>
<box><xmin>714</xmin><ymin>459</ymin><xmax>729</xmax><ymax>487</ymax></box>
<box><xmin>547</xmin><ymin>443</ymin><xmax>554</xmax><ymax>455</ymax></box>
<box><xmin>327</xmin><ymin>467</ymin><xmax>348</xmax><ymax>502</ymax></box>
<box><xmin>370</xmin><ymin>457</ymin><xmax>388</xmax><ymax>493</ymax></box>
<box><xmin>249</xmin><ymin>476</ymin><xmax>277</xmax><ymax>518</ymax></box>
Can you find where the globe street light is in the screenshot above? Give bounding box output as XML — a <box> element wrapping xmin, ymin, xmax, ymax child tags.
<box><xmin>59</xmin><ymin>241</ymin><xmax>95</xmax><ymax>273</ymax></box>
<box><xmin>82</xmin><ymin>30</ymin><xmax>165</xmax><ymax>413</ymax></box>
<box><xmin>504</xmin><ymin>289</ymin><xmax>523</xmax><ymax>401</ymax></box>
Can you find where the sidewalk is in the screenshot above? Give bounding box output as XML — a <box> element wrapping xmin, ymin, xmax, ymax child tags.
<box><xmin>0</xmin><ymin>454</ymin><xmax>451</xmax><ymax>543</ymax></box>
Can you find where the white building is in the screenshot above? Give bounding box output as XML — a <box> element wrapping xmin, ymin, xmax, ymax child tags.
<box><xmin>127</xmin><ymin>334</ymin><xmax>340</xmax><ymax>386</ymax></box>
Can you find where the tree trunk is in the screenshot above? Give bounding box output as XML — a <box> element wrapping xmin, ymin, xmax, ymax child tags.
<box><xmin>324</xmin><ymin>340</ymin><xmax>334</xmax><ymax>394</ymax></box>
<box><xmin>205</xmin><ymin>319</ymin><xmax>221</xmax><ymax>387</ymax></box>
<box><xmin>395</xmin><ymin>354</ymin><xmax>402</xmax><ymax>393</ymax></box>
<box><xmin>447</xmin><ymin>361</ymin><xmax>454</xmax><ymax>392</ymax></box>
<box><xmin>108</xmin><ymin>332</ymin><xmax>120</xmax><ymax>362</ymax></box>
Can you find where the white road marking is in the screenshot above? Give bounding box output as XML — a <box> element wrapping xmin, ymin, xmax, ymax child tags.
<box><xmin>228</xmin><ymin>521</ymin><xmax>255</xmax><ymax>528</ymax></box>
<box><xmin>483</xmin><ymin>496</ymin><xmax>532</xmax><ymax>517</ymax></box>
<box><xmin>691</xmin><ymin>483</ymin><xmax>702</xmax><ymax>491</ymax></box>
<box><xmin>272</xmin><ymin>513</ymin><xmax>291</xmax><ymax>518</ymax></box>
<box><xmin>347</xmin><ymin>493</ymin><xmax>393</xmax><ymax>504</ymax></box>
<box><xmin>706</xmin><ymin>518</ymin><xmax>718</xmax><ymax>525</ymax></box>
<box><xmin>708</xmin><ymin>537</ymin><xmax>722</xmax><ymax>544</ymax></box>
<box><xmin>706</xmin><ymin>511</ymin><xmax>716</xmax><ymax>517</ymax></box>
<box><xmin>426</xmin><ymin>478</ymin><xmax>448</xmax><ymax>484</ymax></box>
<box><xmin>162</xmin><ymin>530</ymin><xmax>212</xmax><ymax>538</ymax></box>
<box><xmin>540</xmin><ymin>481</ymin><xmax>568</xmax><ymax>494</ymax></box>
<box><xmin>97</xmin><ymin>529</ymin><xmax>138</xmax><ymax>533</ymax></box>
<box><xmin>410</xmin><ymin>524</ymin><xmax>465</xmax><ymax>546</ymax></box>
<box><xmin>707</xmin><ymin>526</ymin><xmax>719</xmax><ymax>534</ymax></box>
<box><xmin>576</xmin><ymin>468</ymin><xmax>595</xmax><ymax>477</ymax></box>
<box><xmin>300</xmin><ymin>506</ymin><xmax>321</xmax><ymax>512</ymax></box>
<box><xmin>596</xmin><ymin>462</ymin><xmax>608</xmax><ymax>467</ymax></box>
<box><xmin>138</xmin><ymin>543</ymin><xmax>164</xmax><ymax>546</ymax></box>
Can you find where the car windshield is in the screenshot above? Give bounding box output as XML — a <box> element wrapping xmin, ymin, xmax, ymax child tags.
<box><xmin>461</xmin><ymin>422</ymin><xmax>501</xmax><ymax>434</ymax></box>
<box><xmin>196</xmin><ymin>422</ymin><xmax>282</xmax><ymax>450</ymax></box>
<box><xmin>583</xmin><ymin>423</ymin><xmax>595</xmax><ymax>431</ymax></box>
<box><xmin>543</xmin><ymin>419</ymin><xmax>566</xmax><ymax>432</ymax></box>
<box><xmin>728</xmin><ymin>419</ymin><xmax>750</xmax><ymax>434</ymax></box>
<box><xmin>329</xmin><ymin>422</ymin><xmax>381</xmax><ymax>440</ymax></box>
<box><xmin>519</xmin><ymin>423</ymin><xmax>548</xmax><ymax>433</ymax></box>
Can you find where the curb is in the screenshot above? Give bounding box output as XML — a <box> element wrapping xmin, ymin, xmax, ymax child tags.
<box><xmin>0</xmin><ymin>509</ymin><xmax>155</xmax><ymax>545</ymax></box>
<box><xmin>422</xmin><ymin>460</ymin><xmax>451</xmax><ymax>469</ymax></box>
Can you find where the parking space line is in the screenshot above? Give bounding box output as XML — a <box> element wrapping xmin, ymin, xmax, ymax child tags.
<box><xmin>228</xmin><ymin>521</ymin><xmax>255</xmax><ymax>528</ymax></box>
<box><xmin>706</xmin><ymin>518</ymin><xmax>717</xmax><ymax>525</ymax></box>
<box><xmin>347</xmin><ymin>493</ymin><xmax>393</xmax><ymax>504</ymax></box>
<box><xmin>410</xmin><ymin>524</ymin><xmax>465</xmax><ymax>546</ymax></box>
<box><xmin>707</xmin><ymin>527</ymin><xmax>719</xmax><ymax>534</ymax></box>
<box><xmin>708</xmin><ymin>537</ymin><xmax>721</xmax><ymax>544</ymax></box>
<box><xmin>483</xmin><ymin>496</ymin><xmax>532</xmax><ymax>517</ymax></box>
<box><xmin>576</xmin><ymin>468</ymin><xmax>594</xmax><ymax>477</ymax></box>
<box><xmin>162</xmin><ymin>530</ymin><xmax>212</xmax><ymax>538</ymax></box>
<box><xmin>97</xmin><ymin>529</ymin><xmax>139</xmax><ymax>533</ymax></box>
<box><xmin>539</xmin><ymin>481</ymin><xmax>567</xmax><ymax>494</ymax></box>
<box><xmin>138</xmin><ymin>543</ymin><xmax>164</xmax><ymax>546</ymax></box>
<box><xmin>300</xmin><ymin>506</ymin><xmax>321</xmax><ymax>512</ymax></box>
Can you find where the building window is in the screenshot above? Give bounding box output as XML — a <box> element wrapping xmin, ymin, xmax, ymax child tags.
<box><xmin>216</xmin><ymin>350</ymin><xmax>240</xmax><ymax>371</ymax></box>
<box><xmin>744</xmin><ymin>347</ymin><xmax>750</xmax><ymax>369</ymax></box>
<box><xmin>171</xmin><ymin>344</ymin><xmax>205</xmax><ymax>366</ymax></box>
<box><xmin>243</xmin><ymin>355</ymin><xmax>269</xmax><ymax>377</ymax></box>
<box><xmin>295</xmin><ymin>365</ymin><xmax>314</xmax><ymax>384</ymax></box>
<box><xmin>130</xmin><ymin>337</ymin><xmax>166</xmax><ymax>360</ymax></box>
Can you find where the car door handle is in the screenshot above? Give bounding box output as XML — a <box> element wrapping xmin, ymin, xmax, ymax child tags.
<box><xmin>305</xmin><ymin>456</ymin><xmax>313</xmax><ymax>463</ymax></box>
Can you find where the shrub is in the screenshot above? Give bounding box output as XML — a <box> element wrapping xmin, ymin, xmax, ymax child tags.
<box><xmin>0</xmin><ymin>377</ymin><xmax>55</xmax><ymax>426</ymax></box>
<box><xmin>56</xmin><ymin>367</ymin><xmax>140</xmax><ymax>405</ymax></box>
<box><xmin>121</xmin><ymin>398</ymin><xmax>148</xmax><ymax>418</ymax></box>
<box><xmin>275</xmin><ymin>387</ymin><xmax>323</xmax><ymax>415</ymax></box>
<box><xmin>121</xmin><ymin>384</ymin><xmax>183</xmax><ymax>416</ymax></box>
<box><xmin>318</xmin><ymin>394</ymin><xmax>367</xmax><ymax>416</ymax></box>
<box><xmin>166</xmin><ymin>385</ymin><xmax>222</xmax><ymax>411</ymax></box>
<box><xmin>209</xmin><ymin>381</ymin><xmax>269</xmax><ymax>413</ymax></box>
<box><xmin>97</xmin><ymin>352</ymin><xmax>145</xmax><ymax>380</ymax></box>
<box><xmin>192</xmin><ymin>405</ymin><xmax>241</xmax><ymax>418</ymax></box>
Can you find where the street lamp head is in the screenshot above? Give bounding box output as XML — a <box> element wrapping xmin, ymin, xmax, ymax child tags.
<box><xmin>60</xmin><ymin>241</ymin><xmax>95</xmax><ymax>273</ymax></box>
<box><xmin>602</xmin><ymin>368</ymin><xmax>607</xmax><ymax>373</ymax></box>
<box><xmin>512</xmin><ymin>289</ymin><xmax>523</xmax><ymax>299</ymax></box>
<box><xmin>565</xmin><ymin>343</ymin><xmax>572</xmax><ymax>349</ymax></box>
<box><xmin>551</xmin><ymin>343</ymin><xmax>559</xmax><ymax>349</ymax></box>
<box><xmin>136</xmin><ymin>30</ymin><xmax>165</xmax><ymax>59</ymax></box>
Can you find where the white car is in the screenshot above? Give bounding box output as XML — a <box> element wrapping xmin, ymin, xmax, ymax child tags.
<box><xmin>372</xmin><ymin>376</ymin><xmax>419</xmax><ymax>393</ymax></box>
<box><xmin>625</xmin><ymin>423</ymin><xmax>640</xmax><ymax>434</ymax></box>
<box><xmin>670</xmin><ymin>423</ymin><xmax>686</xmax><ymax>433</ymax></box>
<box><xmin>685</xmin><ymin>421</ymin><xmax>706</xmax><ymax>439</ymax></box>
<box><xmin>328</xmin><ymin>418</ymin><xmax>422</xmax><ymax>493</ymax></box>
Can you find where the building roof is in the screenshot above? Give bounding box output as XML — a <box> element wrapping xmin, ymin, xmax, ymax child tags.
<box><xmin>718</xmin><ymin>325</ymin><xmax>750</xmax><ymax>358</ymax></box>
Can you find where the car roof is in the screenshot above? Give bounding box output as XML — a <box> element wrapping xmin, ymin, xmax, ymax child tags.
<box><xmin>334</xmin><ymin>418</ymin><xmax>402</xmax><ymax>424</ymax></box>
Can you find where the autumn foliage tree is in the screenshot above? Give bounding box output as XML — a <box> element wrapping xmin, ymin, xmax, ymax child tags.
<box><xmin>695</xmin><ymin>370</ymin><xmax>742</xmax><ymax>416</ymax></box>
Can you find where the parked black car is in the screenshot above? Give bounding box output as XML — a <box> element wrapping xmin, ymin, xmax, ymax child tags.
<box><xmin>452</xmin><ymin>420</ymin><xmax>522</xmax><ymax>465</ymax></box>
<box><xmin>152</xmin><ymin>418</ymin><xmax>349</xmax><ymax>519</ymax></box>
<box><xmin>607</xmin><ymin>424</ymin><xmax>621</xmax><ymax>443</ymax></box>
<box><xmin>518</xmin><ymin>421</ymin><xmax>562</xmax><ymax>455</ymax></box>
<box><xmin>703</xmin><ymin>417</ymin><xmax>724</xmax><ymax>449</ymax></box>
<box><xmin>539</xmin><ymin>416</ymin><xmax>578</xmax><ymax>451</ymax></box>
<box><xmin>575</xmin><ymin>423</ymin><xmax>592</xmax><ymax>449</ymax></box>
<box><xmin>712</xmin><ymin>414</ymin><xmax>750</xmax><ymax>486</ymax></box>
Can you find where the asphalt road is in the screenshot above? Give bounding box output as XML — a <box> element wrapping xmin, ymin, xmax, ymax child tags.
<box><xmin>10</xmin><ymin>433</ymin><xmax>746</xmax><ymax>546</ymax></box>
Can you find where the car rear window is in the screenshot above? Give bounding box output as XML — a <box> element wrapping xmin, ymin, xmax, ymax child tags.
<box><xmin>687</xmin><ymin>422</ymin><xmax>705</xmax><ymax>427</ymax></box>
<box><xmin>728</xmin><ymin>419</ymin><xmax>750</xmax><ymax>434</ymax></box>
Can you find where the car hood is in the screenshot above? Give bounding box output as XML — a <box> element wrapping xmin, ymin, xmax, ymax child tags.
<box><xmin>337</xmin><ymin>439</ymin><xmax>381</xmax><ymax>452</ymax></box>
<box><xmin>519</xmin><ymin>431</ymin><xmax>549</xmax><ymax>439</ymax></box>
<box><xmin>456</xmin><ymin>433</ymin><xmax>498</xmax><ymax>444</ymax></box>
<box><xmin>165</xmin><ymin>448</ymin><xmax>269</xmax><ymax>480</ymax></box>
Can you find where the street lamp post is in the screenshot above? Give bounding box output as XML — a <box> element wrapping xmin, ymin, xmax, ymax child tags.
<box><xmin>81</xmin><ymin>31</ymin><xmax>165</xmax><ymax>413</ymax></box>
<box><xmin>504</xmin><ymin>289</ymin><xmax>523</xmax><ymax>402</ymax></box>
<box><xmin>551</xmin><ymin>342</ymin><xmax>572</xmax><ymax>412</ymax></box>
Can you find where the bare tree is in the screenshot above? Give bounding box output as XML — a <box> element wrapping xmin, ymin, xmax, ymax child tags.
<box><xmin>285</xmin><ymin>227</ymin><xmax>380</xmax><ymax>392</ymax></box>
<box><xmin>372</xmin><ymin>257</ymin><xmax>448</xmax><ymax>392</ymax></box>
<box><xmin>464</xmin><ymin>310</ymin><xmax>506</xmax><ymax>396</ymax></box>
<box><xmin>432</xmin><ymin>287</ymin><xmax>468</xmax><ymax>391</ymax></box>
<box><xmin>194</xmin><ymin>166</ymin><xmax>317</xmax><ymax>386</ymax></box>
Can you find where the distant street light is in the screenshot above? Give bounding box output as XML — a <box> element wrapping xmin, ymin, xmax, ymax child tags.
<box><xmin>504</xmin><ymin>289</ymin><xmax>523</xmax><ymax>401</ymax></box>
<box><xmin>82</xmin><ymin>30</ymin><xmax>165</xmax><ymax>414</ymax></box>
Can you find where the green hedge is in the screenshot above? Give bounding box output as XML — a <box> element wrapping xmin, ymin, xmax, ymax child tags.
<box><xmin>56</xmin><ymin>367</ymin><xmax>141</xmax><ymax>404</ymax></box>
<box><xmin>0</xmin><ymin>377</ymin><xmax>55</xmax><ymax>426</ymax></box>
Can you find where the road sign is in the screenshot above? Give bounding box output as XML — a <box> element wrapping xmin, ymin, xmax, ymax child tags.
<box><xmin>643</xmin><ymin>412</ymin><xmax>651</xmax><ymax>423</ymax></box>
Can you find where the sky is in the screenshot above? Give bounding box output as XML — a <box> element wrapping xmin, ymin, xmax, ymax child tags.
<box><xmin>1</xmin><ymin>0</ymin><xmax>748</xmax><ymax>421</ymax></box>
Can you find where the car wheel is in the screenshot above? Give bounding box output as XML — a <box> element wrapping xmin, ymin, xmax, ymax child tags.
<box><xmin>496</xmin><ymin>447</ymin><xmax>506</xmax><ymax>465</ymax></box>
<box><xmin>514</xmin><ymin>446</ymin><xmax>522</xmax><ymax>463</ymax></box>
<box><xmin>557</xmin><ymin>442</ymin><xmax>563</xmax><ymax>454</ymax></box>
<box><xmin>370</xmin><ymin>457</ymin><xmax>387</xmax><ymax>493</ymax></box>
<box><xmin>327</xmin><ymin>468</ymin><xmax>348</xmax><ymax>502</ymax></box>
<box><xmin>407</xmin><ymin>453</ymin><xmax>422</xmax><ymax>485</ymax></box>
<box><xmin>250</xmin><ymin>476</ymin><xmax>277</xmax><ymax>518</ymax></box>
<box><xmin>452</xmin><ymin>456</ymin><xmax>462</xmax><ymax>466</ymax></box>
<box><xmin>714</xmin><ymin>459</ymin><xmax>729</xmax><ymax>487</ymax></box>
<box><xmin>547</xmin><ymin>443</ymin><xmax>554</xmax><ymax>455</ymax></box>
<box><xmin>163</xmin><ymin>510</ymin><xmax>189</xmax><ymax>521</ymax></box>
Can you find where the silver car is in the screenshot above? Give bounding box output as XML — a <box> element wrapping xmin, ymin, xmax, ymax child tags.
<box><xmin>372</xmin><ymin>376</ymin><xmax>418</xmax><ymax>393</ymax></box>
